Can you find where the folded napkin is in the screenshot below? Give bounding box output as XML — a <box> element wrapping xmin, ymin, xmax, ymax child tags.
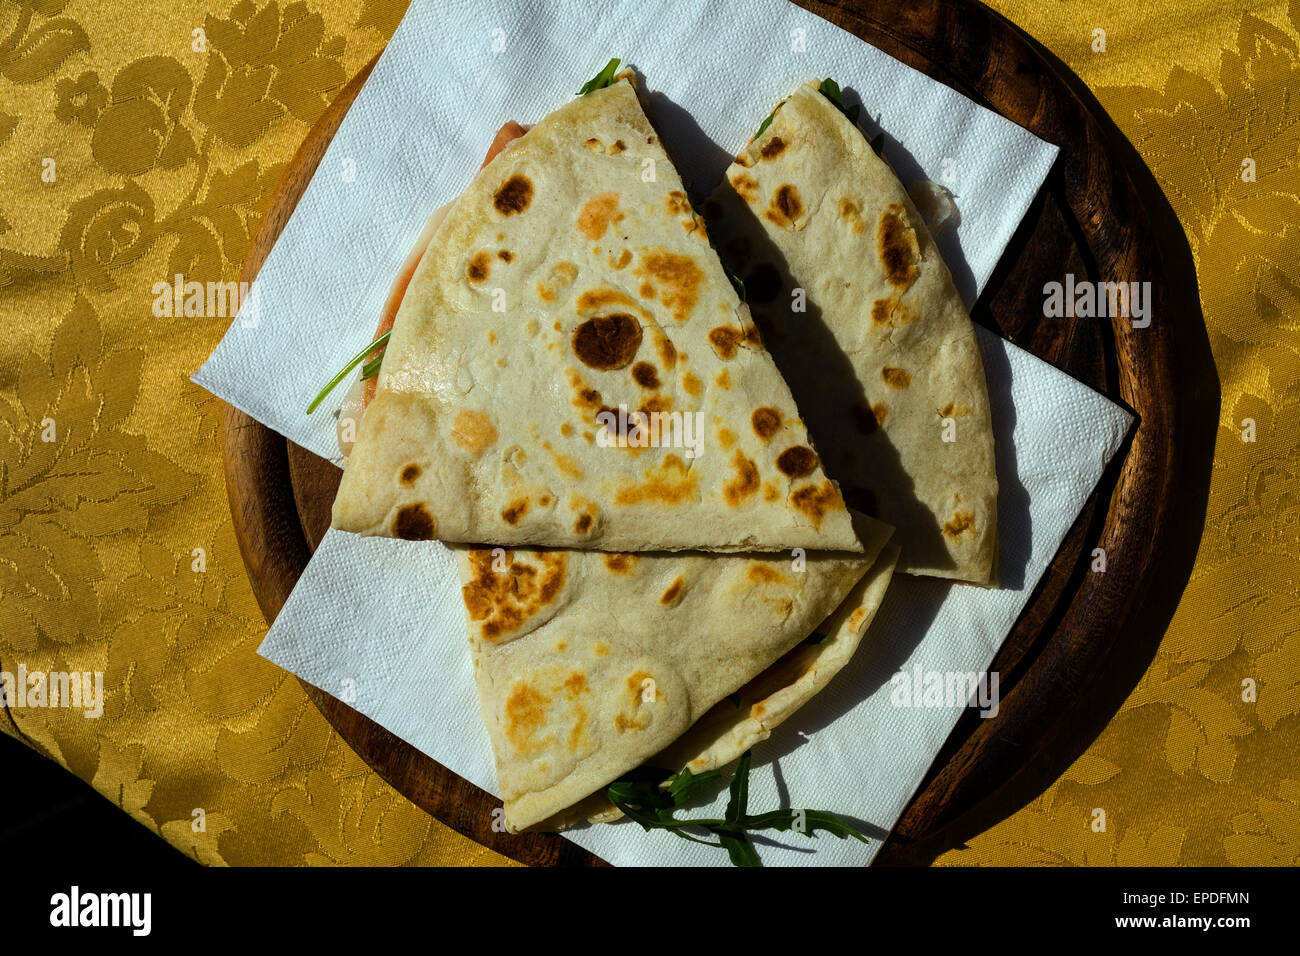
<box><xmin>193</xmin><ymin>0</ymin><xmax>1132</xmax><ymax>865</ymax></box>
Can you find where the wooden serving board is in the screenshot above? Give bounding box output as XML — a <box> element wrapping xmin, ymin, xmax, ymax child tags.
<box><xmin>222</xmin><ymin>0</ymin><xmax>1209</xmax><ymax>866</ymax></box>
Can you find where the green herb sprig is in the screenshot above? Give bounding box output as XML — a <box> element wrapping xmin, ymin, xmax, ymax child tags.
<box><xmin>818</xmin><ymin>78</ymin><xmax>885</xmax><ymax>156</ymax></box>
<box><xmin>306</xmin><ymin>330</ymin><xmax>390</xmax><ymax>414</ymax></box>
<box><xmin>577</xmin><ymin>58</ymin><xmax>621</xmax><ymax>96</ymax></box>
<box><xmin>817</xmin><ymin>77</ymin><xmax>861</xmax><ymax>125</ymax></box>
<box><xmin>605</xmin><ymin>750</ymin><xmax>871</xmax><ymax>867</ymax></box>
<box><xmin>726</xmin><ymin>270</ymin><xmax>746</xmax><ymax>302</ymax></box>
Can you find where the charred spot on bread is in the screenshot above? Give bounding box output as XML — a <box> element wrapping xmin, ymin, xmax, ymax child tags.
<box><xmin>838</xmin><ymin>198</ymin><xmax>865</xmax><ymax>233</ymax></box>
<box><xmin>633</xmin><ymin>251</ymin><xmax>703</xmax><ymax>322</ymax></box>
<box><xmin>494</xmin><ymin>174</ymin><xmax>533</xmax><ymax>215</ymax></box>
<box><xmin>655</xmin><ymin>335</ymin><xmax>677</xmax><ymax>368</ymax></box>
<box><xmin>882</xmin><ymin>366</ymin><xmax>912</xmax><ymax>388</ymax></box>
<box><xmin>942</xmin><ymin>511</ymin><xmax>975</xmax><ymax>538</ymax></box>
<box><xmin>394</xmin><ymin>503</ymin><xmax>436</xmax><ymax>540</ymax></box>
<box><xmin>571</xmin><ymin>314</ymin><xmax>642</xmax><ymax>370</ymax></box>
<box><xmin>631</xmin><ymin>361</ymin><xmax>659</xmax><ymax>389</ymax></box>
<box><xmin>751</xmin><ymin>407</ymin><xmax>782</xmax><ymax>440</ymax></box>
<box><xmin>878</xmin><ymin>203</ymin><xmax>920</xmax><ymax>288</ymax></box>
<box><xmin>660</xmin><ymin>577</ymin><xmax>685</xmax><ymax>605</ymax></box>
<box><xmin>790</xmin><ymin>481</ymin><xmax>842</xmax><ymax>527</ymax></box>
<box><xmin>776</xmin><ymin>446</ymin><xmax>818</xmax><ymax>478</ymax></box>
<box><xmin>462</xmin><ymin>549</ymin><xmax>567</xmax><ymax>642</ymax></box>
<box><xmin>467</xmin><ymin>251</ymin><xmax>491</xmax><ymax>283</ymax></box>
<box><xmin>872</xmin><ymin>295</ymin><xmax>918</xmax><ymax>327</ymax></box>
<box><xmin>502</xmin><ymin>498</ymin><xmax>530</xmax><ymax>525</ymax></box>
<box><xmin>723</xmin><ymin>450</ymin><xmax>760</xmax><ymax>506</ymax></box>
<box><xmin>764</xmin><ymin>184</ymin><xmax>803</xmax><ymax>229</ymax></box>
<box><xmin>708</xmin><ymin>326</ymin><xmax>742</xmax><ymax>359</ymax></box>
<box><xmin>603</xmin><ymin>553</ymin><xmax>638</xmax><ymax>575</ymax></box>
<box><xmin>747</xmin><ymin>563</ymin><xmax>785</xmax><ymax>584</ymax></box>
<box><xmin>399</xmin><ymin>464</ymin><xmax>422</xmax><ymax>485</ymax></box>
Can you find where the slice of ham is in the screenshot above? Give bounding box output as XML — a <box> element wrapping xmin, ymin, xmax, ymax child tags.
<box><xmin>337</xmin><ymin>121</ymin><xmax>529</xmax><ymax>457</ymax></box>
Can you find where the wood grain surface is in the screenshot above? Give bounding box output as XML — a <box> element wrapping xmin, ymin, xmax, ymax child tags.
<box><xmin>219</xmin><ymin>0</ymin><xmax>1212</xmax><ymax>866</ymax></box>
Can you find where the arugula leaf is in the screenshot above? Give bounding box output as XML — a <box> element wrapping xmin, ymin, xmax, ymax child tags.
<box><xmin>752</xmin><ymin>95</ymin><xmax>791</xmax><ymax>142</ymax></box>
<box><xmin>817</xmin><ymin>77</ymin><xmax>861</xmax><ymax>126</ymax></box>
<box><xmin>818</xmin><ymin>78</ymin><xmax>886</xmax><ymax>156</ymax></box>
<box><xmin>577</xmin><ymin>58</ymin><xmax>621</xmax><ymax>95</ymax></box>
<box><xmin>718</xmin><ymin>828</ymin><xmax>761</xmax><ymax>867</ymax></box>
<box><xmin>726</xmin><ymin>750</ymin><xmax>751</xmax><ymax>824</ymax></box>
<box><xmin>802</xmin><ymin>630</ymin><xmax>831</xmax><ymax>646</ymax></box>
<box><xmin>603</xmin><ymin>748</ymin><xmax>872</xmax><ymax>866</ymax></box>
<box><xmin>666</xmin><ymin>766</ymin><xmax>723</xmax><ymax>805</ymax></box>
<box><xmin>744</xmin><ymin>808</ymin><xmax>872</xmax><ymax>843</ymax></box>
<box><xmin>727</xmin><ymin>270</ymin><xmax>746</xmax><ymax>301</ymax></box>
<box><xmin>606</xmin><ymin>765</ymin><xmax>677</xmax><ymax>810</ymax></box>
<box><xmin>306</xmin><ymin>330</ymin><xmax>391</xmax><ymax>414</ymax></box>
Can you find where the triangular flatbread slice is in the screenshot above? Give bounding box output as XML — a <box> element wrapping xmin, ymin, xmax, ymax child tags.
<box><xmin>705</xmin><ymin>82</ymin><xmax>998</xmax><ymax>583</ymax></box>
<box><xmin>456</xmin><ymin>514</ymin><xmax>892</xmax><ymax>832</ymax></box>
<box><xmin>332</xmin><ymin>76</ymin><xmax>859</xmax><ymax>553</ymax></box>
<box><xmin>543</xmin><ymin>540</ymin><xmax>900</xmax><ymax>830</ymax></box>
<box><xmin>657</xmin><ymin>541</ymin><xmax>899</xmax><ymax>775</ymax></box>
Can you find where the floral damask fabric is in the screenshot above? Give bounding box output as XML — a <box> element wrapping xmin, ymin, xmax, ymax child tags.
<box><xmin>0</xmin><ymin>0</ymin><xmax>1293</xmax><ymax>866</ymax></box>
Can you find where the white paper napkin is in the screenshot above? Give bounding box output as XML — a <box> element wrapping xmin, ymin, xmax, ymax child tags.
<box><xmin>191</xmin><ymin>0</ymin><xmax>1133</xmax><ymax>865</ymax></box>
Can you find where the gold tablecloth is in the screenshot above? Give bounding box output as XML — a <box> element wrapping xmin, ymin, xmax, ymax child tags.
<box><xmin>1</xmin><ymin>0</ymin><xmax>1294</xmax><ymax>866</ymax></box>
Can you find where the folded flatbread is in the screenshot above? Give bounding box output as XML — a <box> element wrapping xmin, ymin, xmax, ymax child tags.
<box><xmin>543</xmin><ymin>540</ymin><xmax>900</xmax><ymax>829</ymax></box>
<box><xmin>332</xmin><ymin>75</ymin><xmax>860</xmax><ymax>554</ymax></box>
<box><xmin>705</xmin><ymin>82</ymin><xmax>998</xmax><ymax>583</ymax></box>
<box><xmin>457</xmin><ymin>513</ymin><xmax>893</xmax><ymax>832</ymax></box>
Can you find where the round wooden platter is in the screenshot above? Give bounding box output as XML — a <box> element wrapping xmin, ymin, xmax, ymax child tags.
<box><xmin>222</xmin><ymin>0</ymin><xmax>1210</xmax><ymax>866</ymax></box>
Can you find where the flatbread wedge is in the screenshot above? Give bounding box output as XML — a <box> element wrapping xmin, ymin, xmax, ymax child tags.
<box><xmin>705</xmin><ymin>81</ymin><xmax>998</xmax><ymax>583</ymax></box>
<box><xmin>332</xmin><ymin>75</ymin><xmax>860</xmax><ymax>554</ymax></box>
<box><xmin>544</xmin><ymin>540</ymin><xmax>900</xmax><ymax>830</ymax></box>
<box><xmin>456</xmin><ymin>513</ymin><xmax>893</xmax><ymax>832</ymax></box>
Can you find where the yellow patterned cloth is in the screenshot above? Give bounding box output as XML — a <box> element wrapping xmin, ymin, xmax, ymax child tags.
<box><xmin>0</xmin><ymin>0</ymin><xmax>1294</xmax><ymax>866</ymax></box>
